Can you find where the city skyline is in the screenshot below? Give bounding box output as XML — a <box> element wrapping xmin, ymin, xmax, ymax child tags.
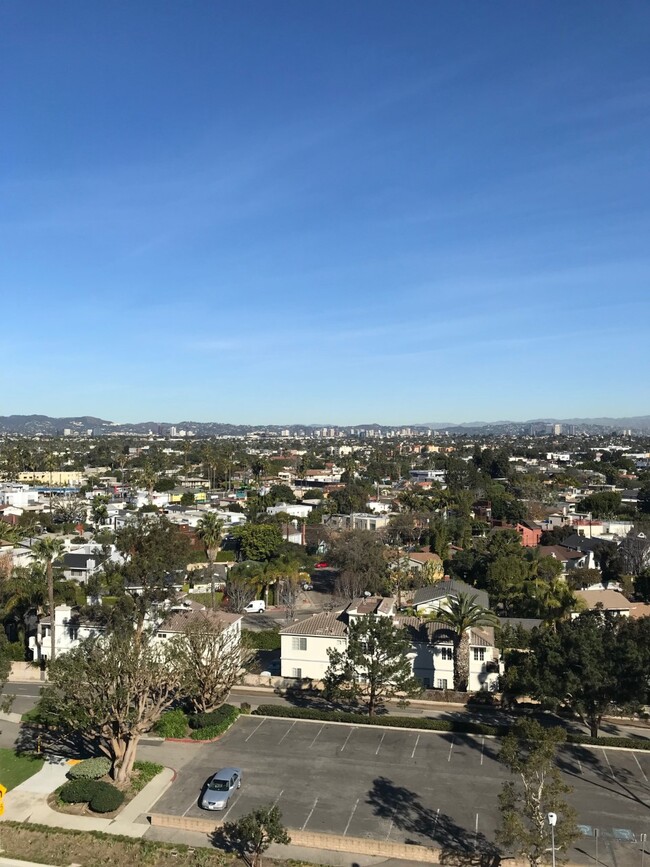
<box><xmin>2</xmin><ymin>2</ymin><xmax>650</xmax><ymax>423</ymax></box>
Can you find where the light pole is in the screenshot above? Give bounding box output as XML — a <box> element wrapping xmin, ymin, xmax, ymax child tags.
<box><xmin>548</xmin><ymin>813</ymin><xmax>558</xmax><ymax>867</ymax></box>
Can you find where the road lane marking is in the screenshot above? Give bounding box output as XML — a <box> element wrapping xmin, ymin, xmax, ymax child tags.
<box><xmin>302</xmin><ymin>798</ymin><xmax>318</xmax><ymax>830</ymax></box>
<box><xmin>309</xmin><ymin>725</ymin><xmax>324</xmax><ymax>748</ymax></box>
<box><xmin>411</xmin><ymin>734</ymin><xmax>420</xmax><ymax>759</ymax></box>
<box><xmin>245</xmin><ymin>719</ymin><xmax>265</xmax><ymax>742</ymax></box>
<box><xmin>278</xmin><ymin>721</ymin><xmax>296</xmax><ymax>744</ymax></box>
<box><xmin>343</xmin><ymin>799</ymin><xmax>359</xmax><ymax>836</ymax></box>
<box><xmin>376</xmin><ymin>732</ymin><xmax>386</xmax><ymax>755</ymax></box>
<box><xmin>340</xmin><ymin>728</ymin><xmax>355</xmax><ymax>752</ymax></box>
<box><xmin>272</xmin><ymin>789</ymin><xmax>284</xmax><ymax>807</ymax></box>
<box><xmin>480</xmin><ymin>736</ymin><xmax>485</xmax><ymax>765</ymax></box>
<box><xmin>602</xmin><ymin>748</ymin><xmax>616</xmax><ymax>780</ymax></box>
<box><xmin>448</xmin><ymin>737</ymin><xmax>455</xmax><ymax>762</ymax></box>
<box><xmin>633</xmin><ymin>753</ymin><xmax>648</xmax><ymax>782</ymax></box>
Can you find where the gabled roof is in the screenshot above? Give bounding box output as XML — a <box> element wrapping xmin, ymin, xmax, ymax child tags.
<box><xmin>157</xmin><ymin>608</ymin><xmax>241</xmax><ymax>633</ymax></box>
<box><xmin>538</xmin><ymin>545</ymin><xmax>585</xmax><ymax>562</ymax></box>
<box><xmin>412</xmin><ymin>580</ymin><xmax>489</xmax><ymax>611</ymax></box>
<box><xmin>280</xmin><ymin>612</ymin><xmax>347</xmax><ymax>638</ymax></box>
<box><xmin>61</xmin><ymin>552</ymin><xmax>106</xmax><ymax>569</ymax></box>
<box><xmin>575</xmin><ymin>589</ymin><xmax>631</xmax><ymax>611</ymax></box>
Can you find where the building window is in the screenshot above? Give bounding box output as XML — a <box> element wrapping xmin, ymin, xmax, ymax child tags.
<box><xmin>473</xmin><ymin>648</ymin><xmax>486</xmax><ymax>662</ymax></box>
<box><xmin>71</xmin><ymin>569</ymin><xmax>84</xmax><ymax>577</ymax></box>
<box><xmin>291</xmin><ymin>667</ymin><xmax>302</xmax><ymax>679</ymax></box>
<box><xmin>436</xmin><ymin>678</ymin><xmax>448</xmax><ymax>690</ymax></box>
<box><xmin>158</xmin><ymin>633</ymin><xmax>167</xmax><ymax>639</ymax></box>
<box><xmin>438</xmin><ymin>646</ymin><xmax>453</xmax><ymax>661</ymax></box>
<box><xmin>292</xmin><ymin>637</ymin><xmax>307</xmax><ymax>651</ymax></box>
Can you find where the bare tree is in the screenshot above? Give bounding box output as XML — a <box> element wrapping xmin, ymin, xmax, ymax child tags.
<box><xmin>225</xmin><ymin>570</ymin><xmax>257</xmax><ymax>613</ymax></box>
<box><xmin>276</xmin><ymin>577</ymin><xmax>300</xmax><ymax>622</ymax></box>
<box><xmin>175</xmin><ymin>611</ymin><xmax>251</xmax><ymax>713</ymax></box>
<box><xmin>619</xmin><ymin>527</ymin><xmax>650</xmax><ymax>575</ymax></box>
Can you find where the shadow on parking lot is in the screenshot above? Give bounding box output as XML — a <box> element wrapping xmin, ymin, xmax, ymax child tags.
<box><xmin>367</xmin><ymin>776</ymin><xmax>499</xmax><ymax>865</ymax></box>
<box><xmin>14</xmin><ymin>722</ymin><xmax>92</xmax><ymax>760</ymax></box>
<box><xmin>556</xmin><ymin>745</ymin><xmax>650</xmax><ymax>810</ymax></box>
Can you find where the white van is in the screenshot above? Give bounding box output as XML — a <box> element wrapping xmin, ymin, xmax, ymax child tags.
<box><xmin>244</xmin><ymin>600</ymin><xmax>266</xmax><ymax>614</ymax></box>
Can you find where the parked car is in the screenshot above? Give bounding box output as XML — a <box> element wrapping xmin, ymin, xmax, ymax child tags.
<box><xmin>314</xmin><ymin>562</ymin><xmax>329</xmax><ymax>569</ymax></box>
<box><xmin>244</xmin><ymin>600</ymin><xmax>266</xmax><ymax>613</ymax></box>
<box><xmin>201</xmin><ymin>767</ymin><xmax>242</xmax><ymax>811</ymax></box>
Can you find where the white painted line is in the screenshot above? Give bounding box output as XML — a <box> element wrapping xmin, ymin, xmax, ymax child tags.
<box><xmin>278</xmin><ymin>721</ymin><xmax>296</xmax><ymax>744</ymax></box>
<box><xmin>578</xmin><ymin>760</ymin><xmax>583</xmax><ymax>775</ymax></box>
<box><xmin>309</xmin><ymin>725</ymin><xmax>324</xmax><ymax>748</ymax></box>
<box><xmin>386</xmin><ymin>814</ymin><xmax>395</xmax><ymax>840</ymax></box>
<box><xmin>343</xmin><ymin>798</ymin><xmax>359</xmax><ymax>836</ymax></box>
<box><xmin>221</xmin><ymin>795</ymin><xmax>239</xmax><ymax>823</ymax></box>
<box><xmin>633</xmin><ymin>753</ymin><xmax>648</xmax><ymax>782</ymax></box>
<box><xmin>480</xmin><ymin>736</ymin><xmax>485</xmax><ymax>766</ymax></box>
<box><xmin>302</xmin><ymin>797</ymin><xmax>318</xmax><ymax>830</ymax></box>
<box><xmin>602</xmin><ymin>748</ymin><xmax>616</xmax><ymax>780</ymax></box>
<box><xmin>376</xmin><ymin>732</ymin><xmax>386</xmax><ymax>755</ymax></box>
<box><xmin>432</xmin><ymin>807</ymin><xmax>440</xmax><ymax>836</ymax></box>
<box><xmin>340</xmin><ymin>728</ymin><xmax>355</xmax><ymax>752</ymax></box>
<box><xmin>272</xmin><ymin>788</ymin><xmax>284</xmax><ymax>807</ymax></box>
<box><xmin>182</xmin><ymin>801</ymin><xmax>195</xmax><ymax>817</ymax></box>
<box><xmin>447</xmin><ymin>737</ymin><xmax>455</xmax><ymax>762</ymax></box>
<box><xmin>474</xmin><ymin>812</ymin><xmax>479</xmax><ymax>849</ymax></box>
<box><xmin>245</xmin><ymin>719</ymin><xmax>265</xmax><ymax>742</ymax></box>
<box><xmin>411</xmin><ymin>734</ymin><xmax>420</xmax><ymax>759</ymax></box>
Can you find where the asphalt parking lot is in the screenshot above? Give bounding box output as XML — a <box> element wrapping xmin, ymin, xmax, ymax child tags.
<box><xmin>152</xmin><ymin>716</ymin><xmax>650</xmax><ymax>862</ymax></box>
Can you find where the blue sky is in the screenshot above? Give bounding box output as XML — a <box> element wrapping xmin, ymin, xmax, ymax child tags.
<box><xmin>2</xmin><ymin>2</ymin><xmax>649</xmax><ymax>425</ymax></box>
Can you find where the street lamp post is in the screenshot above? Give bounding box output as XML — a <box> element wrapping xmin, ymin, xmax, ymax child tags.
<box><xmin>548</xmin><ymin>813</ymin><xmax>558</xmax><ymax>867</ymax></box>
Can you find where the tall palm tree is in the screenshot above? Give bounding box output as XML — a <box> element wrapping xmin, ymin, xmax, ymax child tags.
<box><xmin>32</xmin><ymin>536</ymin><xmax>66</xmax><ymax>662</ymax></box>
<box><xmin>196</xmin><ymin>513</ymin><xmax>224</xmax><ymax>610</ymax></box>
<box><xmin>434</xmin><ymin>592</ymin><xmax>498</xmax><ymax>692</ymax></box>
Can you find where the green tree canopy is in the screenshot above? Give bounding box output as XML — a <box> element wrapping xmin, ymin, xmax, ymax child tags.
<box><xmin>232</xmin><ymin>523</ymin><xmax>283</xmax><ymax>561</ymax></box>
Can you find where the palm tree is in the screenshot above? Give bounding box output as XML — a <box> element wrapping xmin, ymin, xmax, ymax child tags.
<box><xmin>196</xmin><ymin>513</ymin><xmax>224</xmax><ymax>610</ymax></box>
<box><xmin>434</xmin><ymin>592</ymin><xmax>498</xmax><ymax>692</ymax></box>
<box><xmin>32</xmin><ymin>536</ymin><xmax>66</xmax><ymax>662</ymax></box>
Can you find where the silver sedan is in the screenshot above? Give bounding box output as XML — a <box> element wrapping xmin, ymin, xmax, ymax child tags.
<box><xmin>201</xmin><ymin>767</ymin><xmax>242</xmax><ymax>811</ymax></box>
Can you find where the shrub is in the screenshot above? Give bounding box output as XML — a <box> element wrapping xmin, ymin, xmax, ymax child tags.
<box><xmin>242</xmin><ymin>628</ymin><xmax>280</xmax><ymax>651</ymax></box>
<box><xmin>190</xmin><ymin>725</ymin><xmax>226</xmax><ymax>741</ymax></box>
<box><xmin>59</xmin><ymin>779</ymin><xmax>101</xmax><ymax>804</ymax></box>
<box><xmin>154</xmin><ymin>709</ymin><xmax>188</xmax><ymax>738</ymax></box>
<box><xmin>89</xmin><ymin>781</ymin><xmax>125</xmax><ymax>813</ymax></box>
<box><xmin>130</xmin><ymin>761</ymin><xmax>164</xmax><ymax>794</ymax></box>
<box><xmin>67</xmin><ymin>757</ymin><xmax>111</xmax><ymax>781</ymax></box>
<box><xmin>240</xmin><ymin>702</ymin><xmax>252</xmax><ymax>714</ymax></box>
<box><xmin>188</xmin><ymin>704</ymin><xmax>238</xmax><ymax>730</ymax></box>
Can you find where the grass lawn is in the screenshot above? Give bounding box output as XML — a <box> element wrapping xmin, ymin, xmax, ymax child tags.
<box><xmin>0</xmin><ymin>748</ymin><xmax>45</xmax><ymax>791</ymax></box>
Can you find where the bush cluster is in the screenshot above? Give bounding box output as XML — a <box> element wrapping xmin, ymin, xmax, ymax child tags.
<box><xmin>252</xmin><ymin>704</ymin><xmax>650</xmax><ymax>750</ymax></box>
<box><xmin>188</xmin><ymin>704</ymin><xmax>238</xmax><ymax>730</ymax></box>
<box><xmin>59</xmin><ymin>779</ymin><xmax>99</xmax><ymax>804</ymax></box>
<box><xmin>88</xmin><ymin>781</ymin><xmax>125</xmax><ymax>813</ymax></box>
<box><xmin>189</xmin><ymin>705</ymin><xmax>240</xmax><ymax>741</ymax></box>
<box><xmin>67</xmin><ymin>757</ymin><xmax>111</xmax><ymax>781</ymax></box>
<box><xmin>242</xmin><ymin>628</ymin><xmax>280</xmax><ymax>651</ymax></box>
<box><xmin>154</xmin><ymin>709</ymin><xmax>188</xmax><ymax>738</ymax></box>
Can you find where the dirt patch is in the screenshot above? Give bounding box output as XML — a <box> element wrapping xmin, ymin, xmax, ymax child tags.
<box><xmin>0</xmin><ymin>822</ymin><xmax>236</xmax><ymax>866</ymax></box>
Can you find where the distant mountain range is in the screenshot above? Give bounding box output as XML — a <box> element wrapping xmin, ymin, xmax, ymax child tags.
<box><xmin>0</xmin><ymin>414</ymin><xmax>649</xmax><ymax>436</ymax></box>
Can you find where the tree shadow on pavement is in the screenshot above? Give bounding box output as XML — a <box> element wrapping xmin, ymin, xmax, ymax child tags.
<box><xmin>14</xmin><ymin>722</ymin><xmax>93</xmax><ymax>759</ymax></box>
<box><xmin>367</xmin><ymin>776</ymin><xmax>500</xmax><ymax>866</ymax></box>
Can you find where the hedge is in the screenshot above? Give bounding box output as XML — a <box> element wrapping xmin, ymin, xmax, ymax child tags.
<box><xmin>154</xmin><ymin>709</ymin><xmax>188</xmax><ymax>738</ymax></box>
<box><xmin>59</xmin><ymin>779</ymin><xmax>101</xmax><ymax>804</ymax></box>
<box><xmin>67</xmin><ymin>757</ymin><xmax>111</xmax><ymax>781</ymax></box>
<box><xmin>251</xmin><ymin>705</ymin><xmax>650</xmax><ymax>749</ymax></box>
<box><xmin>189</xmin><ymin>705</ymin><xmax>240</xmax><ymax>740</ymax></box>
<box><xmin>242</xmin><ymin>629</ymin><xmax>280</xmax><ymax>651</ymax></box>
<box><xmin>188</xmin><ymin>704</ymin><xmax>239</xmax><ymax>731</ymax></box>
<box><xmin>89</xmin><ymin>781</ymin><xmax>125</xmax><ymax>813</ymax></box>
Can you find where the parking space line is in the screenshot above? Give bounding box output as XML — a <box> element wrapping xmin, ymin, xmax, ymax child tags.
<box><xmin>448</xmin><ymin>737</ymin><xmax>455</xmax><ymax>762</ymax></box>
<box><xmin>182</xmin><ymin>800</ymin><xmax>196</xmax><ymax>817</ymax></box>
<box><xmin>302</xmin><ymin>797</ymin><xmax>318</xmax><ymax>830</ymax></box>
<box><xmin>411</xmin><ymin>734</ymin><xmax>420</xmax><ymax>759</ymax></box>
<box><xmin>385</xmin><ymin>811</ymin><xmax>395</xmax><ymax>840</ymax></box>
<box><xmin>245</xmin><ymin>719</ymin><xmax>265</xmax><ymax>742</ymax></box>
<box><xmin>473</xmin><ymin>812</ymin><xmax>479</xmax><ymax>849</ymax></box>
<box><xmin>602</xmin><ymin>749</ymin><xmax>616</xmax><ymax>780</ymax></box>
<box><xmin>376</xmin><ymin>732</ymin><xmax>386</xmax><ymax>755</ymax></box>
<box><xmin>309</xmin><ymin>725</ymin><xmax>324</xmax><ymax>748</ymax></box>
<box><xmin>633</xmin><ymin>754</ymin><xmax>648</xmax><ymax>782</ymax></box>
<box><xmin>480</xmin><ymin>736</ymin><xmax>485</xmax><ymax>765</ymax></box>
<box><xmin>340</xmin><ymin>728</ymin><xmax>356</xmax><ymax>752</ymax></box>
<box><xmin>221</xmin><ymin>795</ymin><xmax>239</xmax><ymax>823</ymax></box>
<box><xmin>577</xmin><ymin>759</ymin><xmax>583</xmax><ymax>775</ymax></box>
<box><xmin>343</xmin><ymin>798</ymin><xmax>359</xmax><ymax>835</ymax></box>
<box><xmin>272</xmin><ymin>789</ymin><xmax>284</xmax><ymax>807</ymax></box>
<box><xmin>432</xmin><ymin>807</ymin><xmax>440</xmax><ymax>837</ymax></box>
<box><xmin>278</xmin><ymin>721</ymin><xmax>296</xmax><ymax>744</ymax></box>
